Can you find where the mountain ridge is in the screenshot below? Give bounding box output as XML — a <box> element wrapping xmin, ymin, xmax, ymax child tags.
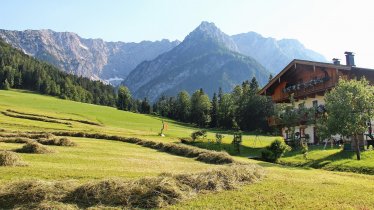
<box><xmin>0</xmin><ymin>29</ymin><xmax>180</xmax><ymax>84</ymax></box>
<box><xmin>231</xmin><ymin>32</ymin><xmax>326</xmax><ymax>73</ymax></box>
<box><xmin>0</xmin><ymin>22</ymin><xmax>327</xmax><ymax>94</ymax></box>
<box><xmin>124</xmin><ymin>21</ymin><xmax>270</xmax><ymax>102</ymax></box>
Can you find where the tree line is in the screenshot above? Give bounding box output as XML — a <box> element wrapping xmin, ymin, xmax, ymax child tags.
<box><xmin>147</xmin><ymin>77</ymin><xmax>274</xmax><ymax>132</ymax></box>
<box><xmin>0</xmin><ymin>38</ymin><xmax>274</xmax><ymax>132</ymax></box>
<box><xmin>0</xmin><ymin>39</ymin><xmax>116</xmax><ymax>106</ymax></box>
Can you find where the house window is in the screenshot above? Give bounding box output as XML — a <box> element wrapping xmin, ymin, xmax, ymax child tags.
<box><xmin>312</xmin><ymin>100</ymin><xmax>318</xmax><ymax>108</ymax></box>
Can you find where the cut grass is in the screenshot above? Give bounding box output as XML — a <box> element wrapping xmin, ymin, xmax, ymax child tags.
<box><xmin>1</xmin><ymin>110</ymin><xmax>72</xmax><ymax>125</ymax></box>
<box><xmin>7</xmin><ymin>109</ymin><xmax>101</xmax><ymax>126</ymax></box>
<box><xmin>168</xmin><ymin>159</ymin><xmax>374</xmax><ymax>210</ymax></box>
<box><xmin>0</xmin><ymin>151</ymin><xmax>27</xmax><ymax>166</ymax></box>
<box><xmin>0</xmin><ymin>137</ymin><xmax>221</xmax><ymax>182</ymax></box>
<box><xmin>1</xmin><ymin>89</ymin><xmax>374</xmax><ymax>209</ymax></box>
<box><xmin>0</xmin><ymin>164</ymin><xmax>262</xmax><ymax>209</ymax></box>
<box><xmin>15</xmin><ymin>142</ymin><xmax>55</xmax><ymax>154</ymax></box>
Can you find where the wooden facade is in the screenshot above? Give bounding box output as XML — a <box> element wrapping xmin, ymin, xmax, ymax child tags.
<box><xmin>259</xmin><ymin>59</ymin><xmax>374</xmax><ymax>146</ymax></box>
<box><xmin>259</xmin><ymin>59</ymin><xmax>374</xmax><ymax>103</ymax></box>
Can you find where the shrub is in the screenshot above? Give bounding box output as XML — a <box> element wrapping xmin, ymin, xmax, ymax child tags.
<box><xmin>232</xmin><ymin>132</ymin><xmax>242</xmax><ymax>154</ymax></box>
<box><xmin>0</xmin><ymin>151</ymin><xmax>26</xmax><ymax>166</ymax></box>
<box><xmin>215</xmin><ymin>133</ymin><xmax>224</xmax><ymax>144</ymax></box>
<box><xmin>191</xmin><ymin>130</ymin><xmax>207</xmax><ymax>142</ymax></box>
<box><xmin>16</xmin><ymin>142</ymin><xmax>55</xmax><ymax>154</ymax></box>
<box><xmin>179</xmin><ymin>137</ymin><xmax>193</xmax><ymax>144</ymax></box>
<box><xmin>261</xmin><ymin>139</ymin><xmax>291</xmax><ymax>162</ymax></box>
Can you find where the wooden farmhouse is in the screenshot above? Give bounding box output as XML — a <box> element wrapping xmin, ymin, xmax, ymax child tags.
<box><xmin>259</xmin><ymin>52</ymin><xmax>374</xmax><ymax>148</ymax></box>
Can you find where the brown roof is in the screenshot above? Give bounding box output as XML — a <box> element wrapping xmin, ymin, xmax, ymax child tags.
<box><xmin>258</xmin><ymin>59</ymin><xmax>374</xmax><ymax>95</ymax></box>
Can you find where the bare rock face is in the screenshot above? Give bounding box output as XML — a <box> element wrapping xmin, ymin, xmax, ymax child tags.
<box><xmin>231</xmin><ymin>32</ymin><xmax>326</xmax><ymax>74</ymax></box>
<box><xmin>123</xmin><ymin>22</ymin><xmax>270</xmax><ymax>102</ymax></box>
<box><xmin>0</xmin><ymin>29</ymin><xmax>179</xmax><ymax>84</ymax></box>
<box><xmin>0</xmin><ymin>22</ymin><xmax>326</xmax><ymax>100</ymax></box>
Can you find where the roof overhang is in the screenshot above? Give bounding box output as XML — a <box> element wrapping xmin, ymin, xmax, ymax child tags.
<box><xmin>258</xmin><ymin>59</ymin><xmax>352</xmax><ymax>95</ymax></box>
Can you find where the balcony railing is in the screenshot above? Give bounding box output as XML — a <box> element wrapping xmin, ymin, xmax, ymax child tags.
<box><xmin>273</xmin><ymin>77</ymin><xmax>337</xmax><ymax>102</ymax></box>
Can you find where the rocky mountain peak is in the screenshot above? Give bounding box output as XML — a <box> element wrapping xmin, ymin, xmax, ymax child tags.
<box><xmin>184</xmin><ymin>21</ymin><xmax>238</xmax><ymax>52</ymax></box>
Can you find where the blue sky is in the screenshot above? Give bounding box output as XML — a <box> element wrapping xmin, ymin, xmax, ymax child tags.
<box><xmin>1</xmin><ymin>0</ymin><xmax>373</xmax><ymax>68</ymax></box>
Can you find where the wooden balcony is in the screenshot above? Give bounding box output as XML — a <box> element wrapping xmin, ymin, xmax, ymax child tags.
<box><xmin>273</xmin><ymin>78</ymin><xmax>337</xmax><ymax>102</ymax></box>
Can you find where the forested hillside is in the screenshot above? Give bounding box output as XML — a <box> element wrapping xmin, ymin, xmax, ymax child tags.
<box><xmin>0</xmin><ymin>39</ymin><xmax>116</xmax><ymax>106</ymax></box>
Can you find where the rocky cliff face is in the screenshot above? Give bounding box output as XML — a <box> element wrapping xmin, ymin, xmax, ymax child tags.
<box><xmin>0</xmin><ymin>29</ymin><xmax>179</xmax><ymax>84</ymax></box>
<box><xmin>0</xmin><ymin>23</ymin><xmax>327</xmax><ymax>98</ymax></box>
<box><xmin>231</xmin><ymin>32</ymin><xmax>326</xmax><ymax>74</ymax></box>
<box><xmin>124</xmin><ymin>22</ymin><xmax>270</xmax><ymax>102</ymax></box>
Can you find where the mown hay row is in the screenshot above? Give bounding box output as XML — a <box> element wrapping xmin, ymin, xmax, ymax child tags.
<box><xmin>51</xmin><ymin>131</ymin><xmax>235</xmax><ymax>164</ymax></box>
<box><xmin>0</xmin><ymin>136</ymin><xmax>34</xmax><ymax>144</ymax></box>
<box><xmin>37</xmin><ymin>137</ymin><xmax>76</xmax><ymax>147</ymax></box>
<box><xmin>0</xmin><ymin>180</ymin><xmax>76</xmax><ymax>209</ymax></box>
<box><xmin>0</xmin><ymin>164</ymin><xmax>264</xmax><ymax>209</ymax></box>
<box><xmin>2</xmin><ymin>129</ymin><xmax>230</xmax><ymax>164</ymax></box>
<box><xmin>0</xmin><ymin>131</ymin><xmax>76</xmax><ymax>147</ymax></box>
<box><xmin>0</xmin><ymin>132</ymin><xmax>55</xmax><ymax>139</ymax></box>
<box><xmin>0</xmin><ymin>151</ymin><xmax>27</xmax><ymax>166</ymax></box>
<box><xmin>1</xmin><ymin>111</ymin><xmax>72</xmax><ymax>125</ymax></box>
<box><xmin>7</xmin><ymin>109</ymin><xmax>101</xmax><ymax>126</ymax></box>
<box><xmin>15</xmin><ymin>142</ymin><xmax>55</xmax><ymax>154</ymax></box>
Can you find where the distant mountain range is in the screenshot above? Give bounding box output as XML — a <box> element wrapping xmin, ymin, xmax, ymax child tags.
<box><xmin>124</xmin><ymin>22</ymin><xmax>269</xmax><ymax>102</ymax></box>
<box><xmin>0</xmin><ymin>29</ymin><xmax>179</xmax><ymax>85</ymax></box>
<box><xmin>232</xmin><ymin>32</ymin><xmax>326</xmax><ymax>73</ymax></box>
<box><xmin>0</xmin><ymin>22</ymin><xmax>326</xmax><ymax>101</ymax></box>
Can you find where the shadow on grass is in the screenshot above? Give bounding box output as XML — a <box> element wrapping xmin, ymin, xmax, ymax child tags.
<box><xmin>280</xmin><ymin>149</ymin><xmax>374</xmax><ymax>175</ymax></box>
<box><xmin>186</xmin><ymin>141</ymin><xmax>263</xmax><ymax>158</ymax></box>
<box><xmin>186</xmin><ymin>140</ymin><xmax>374</xmax><ymax>175</ymax></box>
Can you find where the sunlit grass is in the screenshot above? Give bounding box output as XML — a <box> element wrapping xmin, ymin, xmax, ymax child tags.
<box><xmin>0</xmin><ymin>137</ymin><xmax>219</xmax><ymax>183</ymax></box>
<box><xmin>1</xmin><ymin>89</ymin><xmax>374</xmax><ymax>209</ymax></box>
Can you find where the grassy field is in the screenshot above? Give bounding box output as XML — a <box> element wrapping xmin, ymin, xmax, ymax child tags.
<box><xmin>0</xmin><ymin>137</ymin><xmax>220</xmax><ymax>183</ymax></box>
<box><xmin>170</xmin><ymin>159</ymin><xmax>374</xmax><ymax>209</ymax></box>
<box><xmin>1</xmin><ymin>89</ymin><xmax>374</xmax><ymax>209</ymax></box>
<box><xmin>279</xmin><ymin>145</ymin><xmax>374</xmax><ymax>174</ymax></box>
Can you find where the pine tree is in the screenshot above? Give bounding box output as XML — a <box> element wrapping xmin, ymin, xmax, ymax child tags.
<box><xmin>268</xmin><ymin>74</ymin><xmax>273</xmax><ymax>82</ymax></box>
<box><xmin>249</xmin><ymin>77</ymin><xmax>259</xmax><ymax>94</ymax></box>
<box><xmin>210</xmin><ymin>92</ymin><xmax>219</xmax><ymax>127</ymax></box>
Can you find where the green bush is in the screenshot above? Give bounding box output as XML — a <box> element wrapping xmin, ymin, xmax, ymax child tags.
<box><xmin>191</xmin><ymin>130</ymin><xmax>207</xmax><ymax>142</ymax></box>
<box><xmin>261</xmin><ymin>139</ymin><xmax>291</xmax><ymax>162</ymax></box>
<box><xmin>215</xmin><ymin>133</ymin><xmax>224</xmax><ymax>144</ymax></box>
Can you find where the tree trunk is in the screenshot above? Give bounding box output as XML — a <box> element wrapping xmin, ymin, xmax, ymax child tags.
<box><xmin>355</xmin><ymin>134</ymin><xmax>361</xmax><ymax>160</ymax></box>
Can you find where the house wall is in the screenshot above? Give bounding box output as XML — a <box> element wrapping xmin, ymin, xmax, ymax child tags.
<box><xmin>265</xmin><ymin>61</ymin><xmax>373</xmax><ymax>147</ymax></box>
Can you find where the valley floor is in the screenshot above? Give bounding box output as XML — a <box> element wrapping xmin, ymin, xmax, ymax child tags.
<box><xmin>1</xmin><ymin>90</ymin><xmax>374</xmax><ymax>209</ymax></box>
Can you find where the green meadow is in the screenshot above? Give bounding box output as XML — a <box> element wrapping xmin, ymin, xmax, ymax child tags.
<box><xmin>1</xmin><ymin>89</ymin><xmax>374</xmax><ymax>209</ymax></box>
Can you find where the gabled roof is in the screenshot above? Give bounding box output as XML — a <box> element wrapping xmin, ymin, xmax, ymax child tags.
<box><xmin>258</xmin><ymin>59</ymin><xmax>374</xmax><ymax>95</ymax></box>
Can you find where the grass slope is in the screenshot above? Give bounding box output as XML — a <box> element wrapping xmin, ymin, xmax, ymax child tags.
<box><xmin>279</xmin><ymin>145</ymin><xmax>374</xmax><ymax>174</ymax></box>
<box><xmin>0</xmin><ymin>138</ymin><xmax>220</xmax><ymax>183</ymax></box>
<box><xmin>170</xmin><ymin>159</ymin><xmax>374</xmax><ymax>209</ymax></box>
<box><xmin>1</xmin><ymin>89</ymin><xmax>374</xmax><ymax>209</ymax></box>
